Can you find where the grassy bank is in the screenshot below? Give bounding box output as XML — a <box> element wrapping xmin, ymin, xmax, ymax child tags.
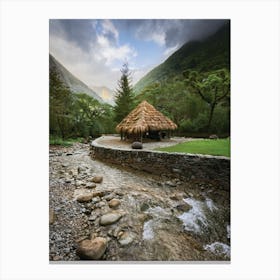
<box><xmin>49</xmin><ymin>136</ymin><xmax>83</xmax><ymax>147</ymax></box>
<box><xmin>156</xmin><ymin>138</ymin><xmax>230</xmax><ymax>157</ymax></box>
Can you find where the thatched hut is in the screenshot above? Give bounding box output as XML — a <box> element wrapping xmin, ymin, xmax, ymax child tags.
<box><xmin>116</xmin><ymin>100</ymin><xmax>177</xmax><ymax>141</ymax></box>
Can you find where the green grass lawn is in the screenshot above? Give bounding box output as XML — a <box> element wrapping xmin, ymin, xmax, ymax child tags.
<box><xmin>156</xmin><ymin>138</ymin><xmax>230</xmax><ymax>157</ymax></box>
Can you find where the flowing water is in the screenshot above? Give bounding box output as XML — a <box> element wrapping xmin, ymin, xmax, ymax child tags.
<box><xmin>49</xmin><ymin>143</ymin><xmax>230</xmax><ymax>261</ymax></box>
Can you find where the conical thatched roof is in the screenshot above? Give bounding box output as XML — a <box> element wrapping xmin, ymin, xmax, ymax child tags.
<box><xmin>116</xmin><ymin>100</ymin><xmax>177</xmax><ymax>134</ymax></box>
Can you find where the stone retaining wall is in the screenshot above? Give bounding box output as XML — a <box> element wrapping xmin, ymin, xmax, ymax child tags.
<box><xmin>90</xmin><ymin>139</ymin><xmax>230</xmax><ymax>191</ymax></box>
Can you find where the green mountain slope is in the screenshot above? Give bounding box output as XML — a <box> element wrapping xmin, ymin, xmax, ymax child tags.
<box><xmin>134</xmin><ymin>22</ymin><xmax>230</xmax><ymax>94</ymax></box>
<box><xmin>49</xmin><ymin>54</ymin><xmax>104</xmax><ymax>103</ymax></box>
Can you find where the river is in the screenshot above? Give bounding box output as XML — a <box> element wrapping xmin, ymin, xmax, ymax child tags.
<box><xmin>49</xmin><ymin>143</ymin><xmax>230</xmax><ymax>261</ymax></box>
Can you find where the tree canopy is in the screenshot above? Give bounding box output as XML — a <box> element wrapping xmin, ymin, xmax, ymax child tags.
<box><xmin>49</xmin><ymin>68</ymin><xmax>116</xmax><ymax>139</ymax></box>
<box><xmin>183</xmin><ymin>69</ymin><xmax>230</xmax><ymax>131</ymax></box>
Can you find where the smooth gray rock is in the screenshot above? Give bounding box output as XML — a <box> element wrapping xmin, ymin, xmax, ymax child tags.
<box><xmin>86</xmin><ymin>182</ymin><xmax>96</xmax><ymax>189</ymax></box>
<box><xmin>99</xmin><ymin>213</ymin><xmax>122</xmax><ymax>226</ymax></box>
<box><xmin>209</xmin><ymin>134</ymin><xmax>219</xmax><ymax>140</ymax></box>
<box><xmin>118</xmin><ymin>232</ymin><xmax>135</xmax><ymax>246</ymax></box>
<box><xmin>131</xmin><ymin>142</ymin><xmax>143</xmax><ymax>149</ymax></box>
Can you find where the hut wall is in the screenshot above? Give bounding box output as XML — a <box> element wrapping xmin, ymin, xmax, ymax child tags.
<box><xmin>91</xmin><ymin>138</ymin><xmax>230</xmax><ymax>192</ymax></box>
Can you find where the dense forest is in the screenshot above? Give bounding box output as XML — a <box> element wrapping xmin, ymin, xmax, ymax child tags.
<box><xmin>49</xmin><ymin>68</ymin><xmax>116</xmax><ymax>140</ymax></box>
<box><xmin>49</xmin><ymin>22</ymin><xmax>230</xmax><ymax>140</ymax></box>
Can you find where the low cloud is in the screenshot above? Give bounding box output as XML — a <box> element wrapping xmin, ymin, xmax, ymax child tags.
<box><xmin>49</xmin><ymin>19</ymin><xmax>228</xmax><ymax>90</ymax></box>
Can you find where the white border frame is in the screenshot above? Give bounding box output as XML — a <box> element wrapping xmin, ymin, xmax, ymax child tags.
<box><xmin>1</xmin><ymin>0</ymin><xmax>279</xmax><ymax>279</ymax></box>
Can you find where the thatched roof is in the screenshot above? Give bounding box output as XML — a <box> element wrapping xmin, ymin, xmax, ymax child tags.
<box><xmin>116</xmin><ymin>100</ymin><xmax>177</xmax><ymax>134</ymax></box>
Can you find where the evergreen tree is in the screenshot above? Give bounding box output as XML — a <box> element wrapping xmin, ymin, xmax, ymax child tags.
<box><xmin>114</xmin><ymin>63</ymin><xmax>135</xmax><ymax>123</ymax></box>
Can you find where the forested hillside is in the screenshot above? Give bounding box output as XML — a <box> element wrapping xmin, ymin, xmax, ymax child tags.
<box><xmin>134</xmin><ymin>22</ymin><xmax>230</xmax><ymax>136</ymax></box>
<box><xmin>134</xmin><ymin>22</ymin><xmax>230</xmax><ymax>94</ymax></box>
<box><xmin>49</xmin><ymin>65</ymin><xmax>116</xmax><ymax>140</ymax></box>
<box><xmin>49</xmin><ymin>54</ymin><xmax>104</xmax><ymax>103</ymax></box>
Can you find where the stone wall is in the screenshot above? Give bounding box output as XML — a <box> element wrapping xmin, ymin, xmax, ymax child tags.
<box><xmin>90</xmin><ymin>139</ymin><xmax>230</xmax><ymax>191</ymax></box>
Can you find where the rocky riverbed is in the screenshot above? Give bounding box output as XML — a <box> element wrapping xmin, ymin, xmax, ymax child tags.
<box><xmin>49</xmin><ymin>142</ymin><xmax>230</xmax><ymax>261</ymax></box>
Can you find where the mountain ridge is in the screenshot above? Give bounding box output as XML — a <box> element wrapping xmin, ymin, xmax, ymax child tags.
<box><xmin>134</xmin><ymin>22</ymin><xmax>230</xmax><ymax>94</ymax></box>
<box><xmin>49</xmin><ymin>54</ymin><xmax>104</xmax><ymax>103</ymax></box>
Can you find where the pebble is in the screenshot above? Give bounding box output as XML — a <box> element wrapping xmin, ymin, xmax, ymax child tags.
<box><xmin>91</xmin><ymin>176</ymin><xmax>103</xmax><ymax>183</ymax></box>
<box><xmin>176</xmin><ymin>202</ymin><xmax>192</xmax><ymax>212</ymax></box>
<box><xmin>52</xmin><ymin>255</ymin><xmax>63</xmax><ymax>261</ymax></box>
<box><xmin>92</xmin><ymin>191</ymin><xmax>105</xmax><ymax>198</ymax></box>
<box><xmin>75</xmin><ymin>180</ymin><xmax>84</xmax><ymax>187</ymax></box>
<box><xmin>88</xmin><ymin>214</ymin><xmax>98</xmax><ymax>221</ymax></box>
<box><xmin>165</xmin><ymin>181</ymin><xmax>177</xmax><ymax>187</ymax></box>
<box><xmin>92</xmin><ymin>197</ymin><xmax>101</xmax><ymax>203</ymax></box>
<box><xmin>64</xmin><ymin>248</ymin><xmax>71</xmax><ymax>253</ymax></box>
<box><xmin>96</xmin><ymin>201</ymin><xmax>106</xmax><ymax>208</ymax></box>
<box><xmin>104</xmin><ymin>193</ymin><xmax>115</xmax><ymax>201</ymax></box>
<box><xmin>86</xmin><ymin>182</ymin><xmax>96</xmax><ymax>189</ymax></box>
<box><xmin>108</xmin><ymin>199</ymin><xmax>121</xmax><ymax>209</ymax></box>
<box><xmin>49</xmin><ymin>209</ymin><xmax>56</xmax><ymax>224</ymax></box>
<box><xmin>118</xmin><ymin>232</ymin><xmax>135</xmax><ymax>246</ymax></box>
<box><xmin>170</xmin><ymin>194</ymin><xmax>184</xmax><ymax>201</ymax></box>
<box><xmin>77</xmin><ymin>193</ymin><xmax>94</xmax><ymax>203</ymax></box>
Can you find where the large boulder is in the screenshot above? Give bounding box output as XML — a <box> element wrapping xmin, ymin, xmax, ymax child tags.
<box><xmin>131</xmin><ymin>142</ymin><xmax>143</xmax><ymax>149</ymax></box>
<box><xmin>76</xmin><ymin>237</ymin><xmax>107</xmax><ymax>260</ymax></box>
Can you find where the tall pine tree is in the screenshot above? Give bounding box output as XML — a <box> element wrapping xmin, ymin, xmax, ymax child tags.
<box><xmin>114</xmin><ymin>63</ymin><xmax>135</xmax><ymax>123</ymax></box>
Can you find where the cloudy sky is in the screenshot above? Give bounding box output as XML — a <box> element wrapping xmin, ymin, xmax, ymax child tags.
<box><xmin>49</xmin><ymin>19</ymin><xmax>226</xmax><ymax>90</ymax></box>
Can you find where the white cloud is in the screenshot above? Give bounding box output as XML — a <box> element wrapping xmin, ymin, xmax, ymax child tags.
<box><xmin>96</xmin><ymin>34</ymin><xmax>137</xmax><ymax>66</ymax></box>
<box><xmin>135</xmin><ymin>24</ymin><xmax>166</xmax><ymax>46</ymax></box>
<box><xmin>150</xmin><ymin>33</ymin><xmax>165</xmax><ymax>46</ymax></box>
<box><xmin>101</xmin><ymin>19</ymin><xmax>119</xmax><ymax>40</ymax></box>
<box><xmin>50</xmin><ymin>32</ymin><xmax>140</xmax><ymax>90</ymax></box>
<box><xmin>163</xmin><ymin>44</ymin><xmax>179</xmax><ymax>57</ymax></box>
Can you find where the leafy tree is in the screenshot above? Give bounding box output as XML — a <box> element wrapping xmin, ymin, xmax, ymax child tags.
<box><xmin>49</xmin><ymin>68</ymin><xmax>74</xmax><ymax>138</ymax></box>
<box><xmin>71</xmin><ymin>93</ymin><xmax>104</xmax><ymax>137</ymax></box>
<box><xmin>50</xmin><ymin>69</ymin><xmax>116</xmax><ymax>139</ymax></box>
<box><xmin>183</xmin><ymin>69</ymin><xmax>230</xmax><ymax>132</ymax></box>
<box><xmin>114</xmin><ymin>63</ymin><xmax>135</xmax><ymax>123</ymax></box>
